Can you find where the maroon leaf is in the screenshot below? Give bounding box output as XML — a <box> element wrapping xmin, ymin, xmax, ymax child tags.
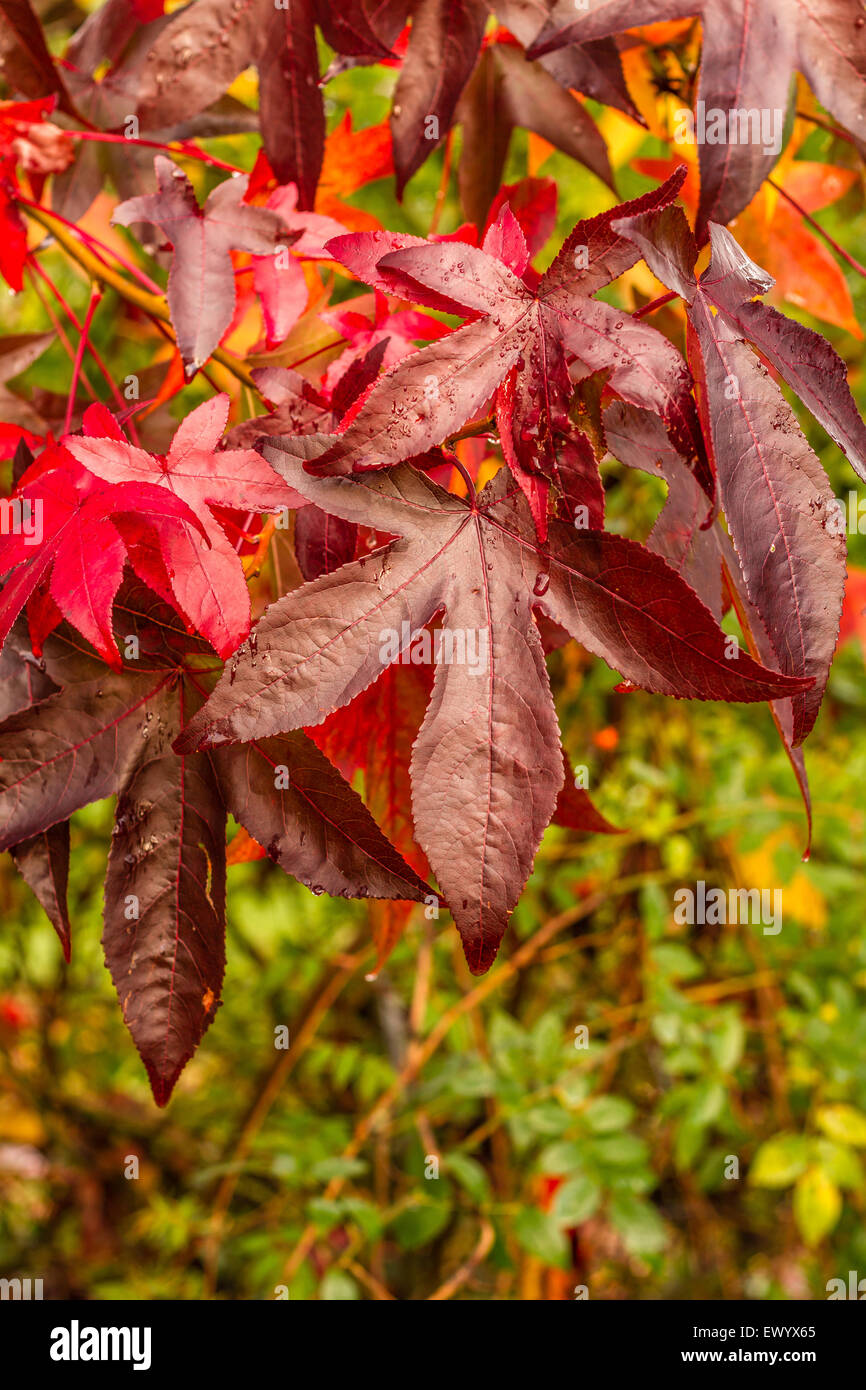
<box><xmin>315</xmin><ymin>0</ymin><xmax>400</xmax><ymax>58</ymax></box>
<box><xmin>1</xmin><ymin>585</ymin><xmax>432</xmax><ymax>1100</ymax></box>
<box><xmin>177</xmin><ymin>439</ymin><xmax>807</xmax><ymax>972</ymax></box>
<box><xmin>605</xmin><ymin>402</ymin><xmax>723</xmax><ymax>620</ymax></box>
<box><xmin>258</xmin><ymin>1</ymin><xmax>325</xmax><ymax>209</ymax></box>
<box><xmin>457</xmin><ymin>32</ymin><xmax>614</xmax><ymax>229</ymax></box>
<box><xmin>0</xmin><ymin>664</ymin><xmax>174</xmax><ymax>855</ymax></box>
<box><xmin>529</xmin><ymin>0</ymin><xmax>866</xmax><ymax>235</ymax></box>
<box><xmin>390</xmin><ymin>0</ymin><xmax>488</xmax><ymax>196</ymax></box>
<box><xmin>553</xmin><ymin>748</ymin><xmax>619</xmax><ymax>835</ymax></box>
<box><xmin>134</xmin><ymin>0</ymin><xmax>266</xmax><ymax>130</ymax></box>
<box><xmin>0</xmin><ymin>0</ymin><xmax>78</xmax><ymax>114</ymax></box>
<box><xmin>492</xmin><ymin>0</ymin><xmax>639</xmax><ymax>116</ymax></box>
<box><xmin>693</xmin><ymin>226</ymin><xmax>866</xmax><ymax>483</ymax></box>
<box><xmin>615</xmin><ymin>205</ymin><xmax>847</xmax><ymax>744</ymax></box>
<box><xmin>10</xmin><ymin>822</ymin><xmax>72</xmax><ymax>960</ymax></box>
<box><xmin>294</xmin><ymin>505</ymin><xmax>358</xmax><ymax>581</ymax></box>
<box><xmin>0</xmin><ymin>616</ymin><xmax>56</xmax><ymax>718</ymax></box>
<box><xmin>320</xmin><ymin>169</ymin><xmax>710</xmax><ymax>509</ymax></box>
<box><xmin>212</xmin><ymin>735</ymin><xmax>432</xmax><ymax>901</ymax></box>
<box><xmin>112</xmin><ymin>158</ymin><xmax>285</xmax><ymax>376</ymax></box>
<box><xmin>225</xmin><ymin>367</ymin><xmax>332</xmax><ymax>449</ymax></box>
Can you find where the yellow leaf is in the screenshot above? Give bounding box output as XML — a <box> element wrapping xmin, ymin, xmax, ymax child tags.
<box><xmin>793</xmin><ymin>1166</ymin><xmax>842</xmax><ymax>1245</ymax></box>
<box><xmin>816</xmin><ymin>1104</ymin><xmax>866</xmax><ymax>1148</ymax></box>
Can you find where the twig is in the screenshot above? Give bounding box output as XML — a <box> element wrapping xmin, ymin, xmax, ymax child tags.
<box><xmin>427</xmin><ymin>1220</ymin><xmax>495</xmax><ymax>1300</ymax></box>
<box><xmin>280</xmin><ymin>890</ymin><xmax>607</xmax><ymax>1284</ymax></box>
<box><xmin>633</xmin><ymin>289</ymin><xmax>679</xmax><ymax>319</ymax></box>
<box><xmin>63</xmin><ymin>284</ymin><xmax>101</xmax><ymax>435</ymax></box>
<box><xmin>202</xmin><ymin>944</ymin><xmax>371</xmax><ymax>1295</ymax></box>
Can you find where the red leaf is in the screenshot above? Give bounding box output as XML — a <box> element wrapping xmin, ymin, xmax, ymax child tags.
<box><xmin>0</xmin><ymin>445</ymin><xmax>208</xmax><ymax>666</ymax></box>
<box><xmin>65</xmin><ymin>396</ymin><xmax>303</xmax><ymax>658</ymax></box>
<box><xmin>615</xmin><ymin>206</ymin><xmax>849</xmax><ymax>744</ymax></box>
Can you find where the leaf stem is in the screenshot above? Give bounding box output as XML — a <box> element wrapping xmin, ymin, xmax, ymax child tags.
<box><xmin>794</xmin><ymin>110</ymin><xmax>859</xmax><ymax>147</ymax></box>
<box><xmin>633</xmin><ymin>288</ymin><xmax>679</xmax><ymax>319</ymax></box>
<box><xmin>63</xmin><ymin>283</ymin><xmax>101</xmax><ymax>435</ymax></box>
<box><xmin>449</xmin><ymin>454</ymin><xmax>477</xmax><ymax>503</ymax></box>
<box><xmin>66</xmin><ymin>128</ymin><xmax>242</xmax><ymax>174</ymax></box>
<box><xmin>26</xmin><ymin>263</ymin><xmax>98</xmax><ymax>405</ymax></box>
<box><xmin>16</xmin><ymin>192</ymin><xmax>163</xmax><ymax>295</ymax></box>
<box><xmin>27</xmin><ymin>262</ymin><xmax>139</xmax><ymax>441</ymax></box>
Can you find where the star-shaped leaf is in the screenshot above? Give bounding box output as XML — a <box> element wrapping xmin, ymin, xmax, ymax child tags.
<box><xmin>177</xmin><ymin>438</ymin><xmax>807</xmax><ymax>973</ymax></box>
<box><xmin>112</xmin><ymin>157</ymin><xmax>286</xmax><ymax>376</ymax></box>
<box><xmin>65</xmin><ymin>396</ymin><xmax>303</xmax><ymax>660</ymax></box>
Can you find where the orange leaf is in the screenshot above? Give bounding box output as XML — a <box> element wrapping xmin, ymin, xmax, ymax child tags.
<box><xmin>318</xmin><ymin>113</ymin><xmax>393</xmax><ymax>201</ymax></box>
<box><xmin>227</xmin><ymin>826</ymin><xmax>266</xmax><ymax>865</ymax></box>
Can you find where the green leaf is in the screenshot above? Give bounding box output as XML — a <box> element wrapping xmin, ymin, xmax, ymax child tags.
<box><xmin>792</xmin><ymin>1167</ymin><xmax>842</xmax><ymax>1246</ymax></box>
<box><xmin>309</xmin><ymin>1156</ymin><xmax>368</xmax><ymax>1182</ymax></box>
<box><xmin>590</xmin><ymin>1134</ymin><xmax>649</xmax><ymax>1169</ymax></box>
<box><xmin>749</xmin><ymin>1134</ymin><xmax>810</xmax><ymax>1188</ymax></box>
<box><xmin>444</xmin><ymin>1153</ymin><xmax>491</xmax><ymax>1204</ymax></box>
<box><xmin>651</xmin><ymin>943</ymin><xmax>704</xmax><ymax>980</ymax></box>
<box><xmin>608</xmin><ymin>1193</ymin><xmax>668</xmax><ymax>1256</ymax></box>
<box><xmin>709</xmin><ymin>1012</ymin><xmax>745</xmax><ymax>1073</ymax></box>
<box><xmin>320</xmin><ymin>1270</ymin><xmax>360</xmax><ymax>1300</ymax></box>
<box><xmin>532</xmin><ymin>1012</ymin><xmax>565</xmax><ymax>1070</ymax></box>
<box><xmin>557</xmin><ymin>1072</ymin><xmax>591</xmax><ymax>1108</ymax></box>
<box><xmin>537</xmin><ymin>1139</ymin><xmax>586</xmax><ymax>1174</ymax></box>
<box><xmin>552</xmin><ymin>1173</ymin><xmax>602</xmax><ymax>1226</ymax></box>
<box><xmin>583</xmin><ymin>1095</ymin><xmax>636</xmax><ymax>1133</ymax></box>
<box><xmin>815</xmin><ymin>1104</ymin><xmax>866</xmax><ymax>1148</ymax></box>
<box><xmin>391</xmin><ymin>1201</ymin><xmax>451</xmax><ymax>1251</ymax></box>
<box><xmin>813</xmin><ymin>1139</ymin><xmax>865</xmax><ymax>1192</ymax></box>
<box><xmin>513</xmin><ymin>1208</ymin><xmax>570</xmax><ymax>1268</ymax></box>
<box><xmin>685</xmin><ymin>1080</ymin><xmax>726</xmax><ymax>1127</ymax></box>
<box><xmin>521</xmin><ymin>1103</ymin><xmax>573</xmax><ymax>1137</ymax></box>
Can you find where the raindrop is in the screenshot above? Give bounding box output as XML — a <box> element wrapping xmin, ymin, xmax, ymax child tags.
<box><xmin>533</xmin><ymin>572</ymin><xmax>550</xmax><ymax>596</ymax></box>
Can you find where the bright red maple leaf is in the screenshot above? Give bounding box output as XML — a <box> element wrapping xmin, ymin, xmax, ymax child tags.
<box><xmin>64</xmin><ymin>397</ymin><xmax>304</xmax><ymax>659</ymax></box>
<box><xmin>0</xmin><ymin>441</ymin><xmax>206</xmax><ymax>666</ymax></box>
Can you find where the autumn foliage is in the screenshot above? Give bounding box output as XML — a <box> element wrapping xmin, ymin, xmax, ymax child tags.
<box><xmin>0</xmin><ymin>0</ymin><xmax>865</xmax><ymax>1110</ymax></box>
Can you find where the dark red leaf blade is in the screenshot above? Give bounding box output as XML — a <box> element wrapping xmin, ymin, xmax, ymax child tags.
<box><xmin>528</xmin><ymin>0</ymin><xmax>866</xmax><ymax>234</ymax></box>
<box><xmin>258</xmin><ymin>1</ymin><xmax>325</xmax><ymax>209</ymax></box>
<box><xmin>391</xmin><ymin>0</ymin><xmax>488</xmax><ymax>197</ymax></box>
<box><xmin>615</xmin><ymin>204</ymin><xmax>847</xmax><ymax>744</ymax></box>
<box><xmin>212</xmin><ymin>734</ymin><xmax>432</xmax><ymax>902</ymax></box>
<box><xmin>103</xmin><ymin>686</ymin><xmax>226</xmax><ymax>1107</ymax></box>
<box><xmin>11</xmin><ymin>822</ymin><xmax>72</xmax><ymax>961</ymax></box>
